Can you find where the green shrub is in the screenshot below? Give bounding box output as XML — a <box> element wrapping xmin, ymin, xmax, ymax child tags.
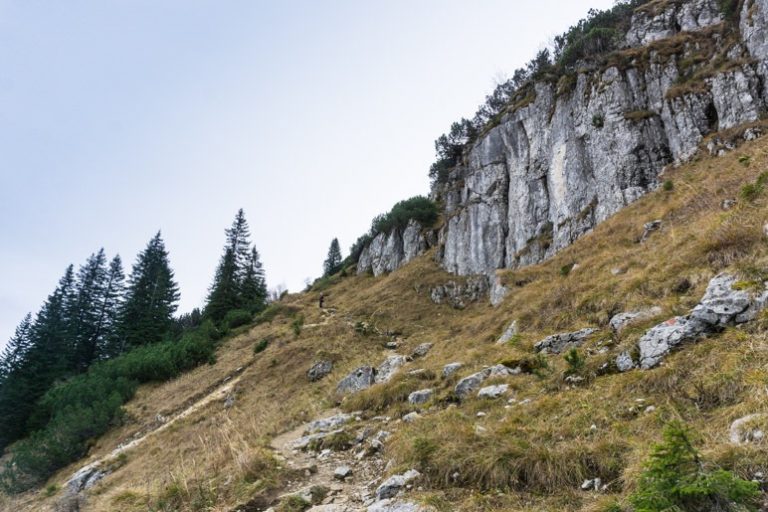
<box><xmin>629</xmin><ymin>422</ymin><xmax>760</xmax><ymax>512</ymax></box>
<box><xmin>663</xmin><ymin>180</ymin><xmax>674</xmax><ymax>191</ymax></box>
<box><xmin>564</xmin><ymin>348</ymin><xmax>586</xmax><ymax>376</ymax></box>
<box><xmin>738</xmin><ymin>155</ymin><xmax>751</xmax><ymax>167</ymax></box>
<box><xmin>291</xmin><ymin>315</ymin><xmax>304</xmax><ymax>337</ymax></box>
<box><xmin>224</xmin><ymin>309</ymin><xmax>252</xmax><ymax>330</ymax></box>
<box><xmin>740</xmin><ymin>183</ymin><xmax>761</xmax><ymax>202</ymax></box>
<box><xmin>0</xmin><ymin>325</ymin><xmax>218</xmax><ymax>493</ymax></box>
<box><xmin>560</xmin><ymin>263</ymin><xmax>576</xmax><ymax>276</ymax></box>
<box><xmin>370</xmin><ymin>196</ymin><xmax>439</xmax><ymax>236</ymax></box>
<box><xmin>253</xmin><ymin>339</ymin><xmax>269</xmax><ymax>354</ymax></box>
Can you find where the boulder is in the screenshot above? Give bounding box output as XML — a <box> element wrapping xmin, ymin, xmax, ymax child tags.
<box><xmin>411</xmin><ymin>343</ymin><xmax>433</xmax><ymax>358</ymax></box>
<box><xmin>375</xmin><ymin>469</ymin><xmax>421</xmax><ymax>500</ymax></box>
<box><xmin>638</xmin><ymin>274</ymin><xmax>768</xmax><ymax>368</ymax></box>
<box><xmin>615</xmin><ymin>351</ymin><xmax>636</xmax><ymax>372</ymax></box>
<box><xmin>729</xmin><ymin>414</ymin><xmax>767</xmax><ymax>445</ymax></box>
<box><xmin>307</xmin><ymin>360</ymin><xmax>333</xmax><ymax>382</ymax></box>
<box><xmin>67</xmin><ymin>462</ymin><xmax>107</xmax><ymax>494</ymax></box>
<box><xmin>429</xmin><ymin>276</ymin><xmax>490</xmax><ymax>309</ymax></box>
<box><xmin>442</xmin><ymin>362</ymin><xmax>463</xmax><ymax>378</ymax></box>
<box><xmin>376</xmin><ymin>355</ymin><xmax>408</xmax><ymax>384</ymax></box>
<box><xmin>534</xmin><ymin>328</ymin><xmax>598</xmax><ymax>354</ymax></box>
<box><xmin>640</xmin><ymin>220</ymin><xmax>662</xmax><ymax>242</ymax></box>
<box><xmin>407</xmin><ymin>388</ymin><xmax>434</xmax><ymax>405</ymax></box>
<box><xmin>609</xmin><ymin>307</ymin><xmax>662</xmax><ymax>333</ymax></box>
<box><xmin>402</xmin><ymin>412</ymin><xmax>420</xmax><ymax>423</ymax></box>
<box><xmin>454</xmin><ymin>364</ymin><xmax>518</xmax><ymax>398</ymax></box>
<box><xmin>336</xmin><ymin>366</ymin><xmax>376</xmax><ymax>395</ymax></box>
<box><xmin>496</xmin><ymin>321</ymin><xmax>518</xmax><ymax>344</ymax></box>
<box><xmin>333</xmin><ymin>465</ymin><xmax>352</xmax><ymax>480</ymax></box>
<box><xmin>478</xmin><ymin>384</ymin><xmax>508</xmax><ymax>399</ymax></box>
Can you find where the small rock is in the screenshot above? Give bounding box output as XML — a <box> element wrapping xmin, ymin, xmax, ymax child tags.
<box><xmin>402</xmin><ymin>412</ymin><xmax>420</xmax><ymax>423</ymax></box>
<box><xmin>442</xmin><ymin>362</ymin><xmax>463</xmax><ymax>378</ymax></box>
<box><xmin>645</xmin><ymin>405</ymin><xmax>656</xmax><ymax>414</ymax></box>
<box><xmin>496</xmin><ymin>321</ymin><xmax>518</xmax><ymax>344</ymax></box>
<box><xmin>454</xmin><ymin>364</ymin><xmax>518</xmax><ymax>398</ymax></box>
<box><xmin>385</xmin><ymin>341</ymin><xmax>399</xmax><ymax>349</ymax></box>
<box><xmin>609</xmin><ymin>307</ymin><xmax>662</xmax><ymax>333</ymax></box>
<box><xmin>307</xmin><ymin>360</ymin><xmax>333</xmax><ymax>382</ymax></box>
<box><xmin>307</xmin><ymin>414</ymin><xmax>352</xmax><ymax>434</ymax></box>
<box><xmin>407</xmin><ymin>388</ymin><xmax>433</xmax><ymax>405</ymax></box>
<box><xmin>581</xmin><ymin>478</ymin><xmax>602</xmax><ymax>491</ymax></box>
<box><xmin>534</xmin><ymin>328</ymin><xmax>598</xmax><ymax>354</ymax></box>
<box><xmin>640</xmin><ymin>220</ymin><xmax>662</xmax><ymax>242</ymax></box>
<box><xmin>721</xmin><ymin>198</ymin><xmax>737</xmax><ymax>210</ymax></box>
<box><xmin>66</xmin><ymin>463</ymin><xmax>107</xmax><ymax>494</ymax></box>
<box><xmin>615</xmin><ymin>352</ymin><xmax>635</xmax><ymax>372</ymax></box>
<box><xmin>476</xmin><ymin>411</ymin><xmax>487</xmax><ymax>417</ymax></box>
<box><xmin>411</xmin><ymin>343</ymin><xmax>433</xmax><ymax>358</ymax></box>
<box><xmin>374</xmin><ymin>469</ymin><xmax>420</xmax><ymax>500</ymax></box>
<box><xmin>610</xmin><ymin>267</ymin><xmax>626</xmax><ymax>276</ymax></box>
<box><xmin>333</xmin><ymin>466</ymin><xmax>352</xmax><ymax>480</ymax></box>
<box><xmin>477</xmin><ymin>384</ymin><xmax>508</xmax><ymax>399</ymax></box>
<box><xmin>730</xmin><ymin>414</ymin><xmax>767</xmax><ymax>445</ymax></box>
<box><xmin>367</xmin><ymin>499</ymin><xmax>423</xmax><ymax>512</ymax></box>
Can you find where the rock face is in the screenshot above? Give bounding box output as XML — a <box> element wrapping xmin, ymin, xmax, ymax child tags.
<box><xmin>429</xmin><ymin>276</ymin><xmax>489</xmax><ymax>308</ymax></box>
<box><xmin>67</xmin><ymin>462</ymin><xmax>107</xmax><ymax>494</ymax></box>
<box><xmin>336</xmin><ymin>366</ymin><xmax>376</xmax><ymax>395</ymax></box>
<box><xmin>638</xmin><ymin>274</ymin><xmax>768</xmax><ymax>368</ymax></box>
<box><xmin>534</xmin><ymin>328</ymin><xmax>598</xmax><ymax>354</ymax></box>
<box><xmin>357</xmin><ymin>220</ymin><xmax>433</xmax><ymax>276</ymax></box>
<box><xmin>427</xmin><ymin>0</ymin><xmax>768</xmax><ymax>279</ymax></box>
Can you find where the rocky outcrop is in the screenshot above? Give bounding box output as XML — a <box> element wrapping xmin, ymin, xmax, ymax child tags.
<box><xmin>357</xmin><ymin>220</ymin><xmax>434</xmax><ymax>276</ymax></box>
<box><xmin>534</xmin><ymin>328</ymin><xmax>598</xmax><ymax>354</ymax></box>
<box><xmin>376</xmin><ymin>355</ymin><xmax>408</xmax><ymax>384</ymax></box>
<box><xmin>336</xmin><ymin>366</ymin><xmax>376</xmax><ymax>395</ymax></box>
<box><xmin>375</xmin><ymin>469</ymin><xmax>421</xmax><ymax>501</ymax></box>
<box><xmin>307</xmin><ymin>360</ymin><xmax>333</xmax><ymax>382</ymax></box>
<box><xmin>609</xmin><ymin>307</ymin><xmax>662</xmax><ymax>333</ymax></box>
<box><xmin>429</xmin><ymin>0</ymin><xmax>768</xmax><ymax>279</ymax></box>
<box><xmin>407</xmin><ymin>388</ymin><xmax>433</xmax><ymax>405</ymax></box>
<box><xmin>454</xmin><ymin>364</ymin><xmax>519</xmax><ymax>398</ymax></box>
<box><xmin>429</xmin><ymin>276</ymin><xmax>489</xmax><ymax>309</ymax></box>
<box><xmin>635</xmin><ymin>274</ymin><xmax>768</xmax><ymax>368</ymax></box>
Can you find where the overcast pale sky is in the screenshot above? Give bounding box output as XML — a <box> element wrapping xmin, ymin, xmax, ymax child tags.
<box><xmin>0</xmin><ymin>0</ymin><xmax>616</xmax><ymax>344</ymax></box>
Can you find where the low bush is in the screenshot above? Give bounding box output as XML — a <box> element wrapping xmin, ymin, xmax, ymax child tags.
<box><xmin>629</xmin><ymin>422</ymin><xmax>760</xmax><ymax>512</ymax></box>
<box><xmin>224</xmin><ymin>309</ymin><xmax>252</xmax><ymax>330</ymax></box>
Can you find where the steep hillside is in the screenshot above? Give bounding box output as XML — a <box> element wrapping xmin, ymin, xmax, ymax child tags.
<box><xmin>6</xmin><ymin>128</ymin><xmax>768</xmax><ymax>511</ymax></box>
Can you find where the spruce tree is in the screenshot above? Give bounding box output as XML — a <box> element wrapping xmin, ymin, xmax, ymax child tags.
<box><xmin>117</xmin><ymin>232</ymin><xmax>180</xmax><ymax>351</ymax></box>
<box><xmin>240</xmin><ymin>246</ymin><xmax>268</xmax><ymax>313</ymax></box>
<box><xmin>0</xmin><ymin>313</ymin><xmax>32</xmax><ymax>382</ymax></box>
<box><xmin>226</xmin><ymin>209</ymin><xmax>252</xmax><ymax>277</ymax></box>
<box><xmin>323</xmin><ymin>238</ymin><xmax>343</xmax><ymax>276</ymax></box>
<box><xmin>96</xmin><ymin>255</ymin><xmax>125</xmax><ymax>359</ymax></box>
<box><xmin>204</xmin><ymin>247</ymin><xmax>240</xmax><ymax>322</ymax></box>
<box><xmin>69</xmin><ymin>250</ymin><xmax>108</xmax><ymax>371</ymax></box>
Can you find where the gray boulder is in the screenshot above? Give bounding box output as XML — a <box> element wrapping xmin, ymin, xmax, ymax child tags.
<box><xmin>407</xmin><ymin>388</ymin><xmax>434</xmax><ymax>405</ymax></box>
<box><xmin>376</xmin><ymin>355</ymin><xmax>408</xmax><ymax>384</ymax></box>
<box><xmin>307</xmin><ymin>360</ymin><xmax>333</xmax><ymax>382</ymax></box>
<box><xmin>336</xmin><ymin>366</ymin><xmax>376</xmax><ymax>395</ymax></box>
<box><xmin>640</xmin><ymin>220</ymin><xmax>663</xmax><ymax>242</ymax></box>
<box><xmin>534</xmin><ymin>328</ymin><xmax>598</xmax><ymax>354</ymax></box>
<box><xmin>411</xmin><ymin>343</ymin><xmax>433</xmax><ymax>358</ymax></box>
<box><xmin>442</xmin><ymin>362</ymin><xmax>463</xmax><ymax>378</ymax></box>
<box><xmin>729</xmin><ymin>414</ymin><xmax>766</xmax><ymax>445</ymax></box>
<box><xmin>496</xmin><ymin>321</ymin><xmax>518</xmax><ymax>344</ymax></box>
<box><xmin>478</xmin><ymin>384</ymin><xmax>508</xmax><ymax>399</ymax></box>
<box><xmin>67</xmin><ymin>462</ymin><xmax>107</xmax><ymax>494</ymax></box>
<box><xmin>454</xmin><ymin>364</ymin><xmax>518</xmax><ymax>398</ymax></box>
<box><xmin>333</xmin><ymin>465</ymin><xmax>352</xmax><ymax>480</ymax></box>
<box><xmin>638</xmin><ymin>274</ymin><xmax>768</xmax><ymax>368</ymax></box>
<box><xmin>609</xmin><ymin>307</ymin><xmax>662</xmax><ymax>333</ymax></box>
<box><xmin>375</xmin><ymin>469</ymin><xmax>421</xmax><ymax>500</ymax></box>
<box><xmin>615</xmin><ymin>351</ymin><xmax>636</xmax><ymax>372</ymax></box>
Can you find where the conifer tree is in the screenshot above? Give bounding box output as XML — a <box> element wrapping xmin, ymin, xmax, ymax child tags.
<box><xmin>69</xmin><ymin>250</ymin><xmax>108</xmax><ymax>371</ymax></box>
<box><xmin>226</xmin><ymin>209</ymin><xmax>252</xmax><ymax>277</ymax></box>
<box><xmin>117</xmin><ymin>232</ymin><xmax>179</xmax><ymax>351</ymax></box>
<box><xmin>240</xmin><ymin>246</ymin><xmax>268</xmax><ymax>313</ymax></box>
<box><xmin>0</xmin><ymin>313</ymin><xmax>32</xmax><ymax>382</ymax></box>
<box><xmin>204</xmin><ymin>247</ymin><xmax>240</xmax><ymax>322</ymax></box>
<box><xmin>96</xmin><ymin>255</ymin><xmax>125</xmax><ymax>359</ymax></box>
<box><xmin>323</xmin><ymin>238</ymin><xmax>343</xmax><ymax>276</ymax></box>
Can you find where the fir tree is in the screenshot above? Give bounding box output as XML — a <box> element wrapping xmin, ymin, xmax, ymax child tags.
<box><xmin>117</xmin><ymin>232</ymin><xmax>180</xmax><ymax>351</ymax></box>
<box><xmin>323</xmin><ymin>238</ymin><xmax>343</xmax><ymax>276</ymax></box>
<box><xmin>226</xmin><ymin>209</ymin><xmax>252</xmax><ymax>277</ymax></box>
<box><xmin>0</xmin><ymin>313</ymin><xmax>32</xmax><ymax>382</ymax></box>
<box><xmin>240</xmin><ymin>246</ymin><xmax>268</xmax><ymax>313</ymax></box>
<box><xmin>96</xmin><ymin>255</ymin><xmax>126</xmax><ymax>359</ymax></box>
<box><xmin>69</xmin><ymin>249</ymin><xmax>108</xmax><ymax>371</ymax></box>
<box><xmin>204</xmin><ymin>247</ymin><xmax>240</xmax><ymax>322</ymax></box>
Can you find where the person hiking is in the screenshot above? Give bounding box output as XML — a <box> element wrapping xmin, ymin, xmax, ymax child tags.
<box><xmin>319</xmin><ymin>293</ymin><xmax>325</xmax><ymax>308</ymax></box>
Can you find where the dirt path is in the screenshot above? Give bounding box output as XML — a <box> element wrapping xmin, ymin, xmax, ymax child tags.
<box><xmin>266</xmin><ymin>411</ymin><xmax>387</xmax><ymax>511</ymax></box>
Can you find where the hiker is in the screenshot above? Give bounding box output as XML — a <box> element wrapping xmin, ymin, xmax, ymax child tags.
<box><xmin>319</xmin><ymin>293</ymin><xmax>325</xmax><ymax>308</ymax></box>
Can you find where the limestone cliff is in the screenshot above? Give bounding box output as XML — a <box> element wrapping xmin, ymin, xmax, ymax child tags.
<box><xmin>360</xmin><ymin>0</ymin><xmax>768</xmax><ymax>285</ymax></box>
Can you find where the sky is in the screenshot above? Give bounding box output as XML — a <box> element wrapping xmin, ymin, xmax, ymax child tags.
<box><xmin>0</xmin><ymin>0</ymin><xmax>616</xmax><ymax>345</ymax></box>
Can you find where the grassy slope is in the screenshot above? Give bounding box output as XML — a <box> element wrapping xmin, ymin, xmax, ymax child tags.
<box><xmin>5</xmin><ymin>134</ymin><xmax>768</xmax><ymax>512</ymax></box>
